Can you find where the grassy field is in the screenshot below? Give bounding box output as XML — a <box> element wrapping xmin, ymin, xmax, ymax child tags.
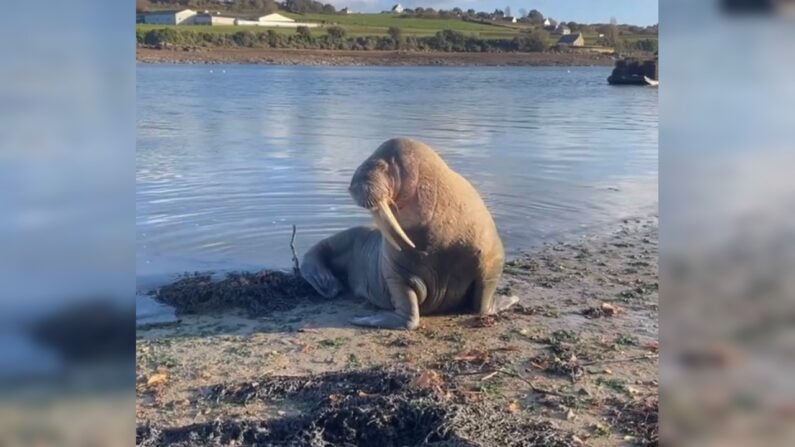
<box><xmin>138</xmin><ymin>15</ymin><xmax>518</xmax><ymax>39</ymax></box>
<box><xmin>290</xmin><ymin>13</ymin><xmax>519</xmax><ymax>37</ymax></box>
<box><xmin>137</xmin><ymin>13</ymin><xmax>657</xmax><ymax>46</ymax></box>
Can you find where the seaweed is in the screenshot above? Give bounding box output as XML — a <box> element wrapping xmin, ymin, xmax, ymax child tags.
<box><xmin>153</xmin><ymin>270</ymin><xmax>321</xmax><ymax>317</ymax></box>
<box><xmin>137</xmin><ymin>368</ymin><xmax>578</xmax><ymax>447</ymax></box>
<box><xmin>605</xmin><ymin>397</ymin><xmax>659</xmax><ymax>446</ymax></box>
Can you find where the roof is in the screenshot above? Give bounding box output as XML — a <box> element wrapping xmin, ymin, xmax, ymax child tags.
<box><xmin>257</xmin><ymin>13</ymin><xmax>294</xmax><ymax>21</ymax></box>
<box><xmin>141</xmin><ymin>9</ymin><xmax>194</xmax><ymax>15</ymax></box>
<box><xmin>196</xmin><ymin>12</ymin><xmax>238</xmax><ymax>19</ymax></box>
<box><xmin>557</xmin><ymin>33</ymin><xmax>583</xmax><ymax>44</ymax></box>
<box><xmin>392</xmin><ymin>4</ymin><xmax>403</xmax><ymax>9</ymax></box>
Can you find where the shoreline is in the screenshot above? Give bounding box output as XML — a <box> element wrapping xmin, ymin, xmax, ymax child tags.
<box><xmin>137</xmin><ymin>47</ymin><xmax>616</xmax><ymax>67</ymax></box>
<box><xmin>136</xmin><ymin>215</ymin><xmax>658</xmax><ymax>444</ymax></box>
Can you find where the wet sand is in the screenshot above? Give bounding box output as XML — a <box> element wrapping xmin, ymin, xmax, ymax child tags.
<box><xmin>137</xmin><ymin>47</ymin><xmax>616</xmax><ymax>67</ymax></box>
<box><xmin>136</xmin><ymin>215</ymin><xmax>658</xmax><ymax>446</ymax></box>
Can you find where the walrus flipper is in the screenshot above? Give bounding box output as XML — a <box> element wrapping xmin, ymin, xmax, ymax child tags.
<box><xmin>351</xmin><ymin>281</ymin><xmax>420</xmax><ymax>330</ymax></box>
<box><xmin>301</xmin><ymin>258</ymin><xmax>342</xmax><ymax>299</ymax></box>
<box><xmin>300</xmin><ymin>229</ymin><xmax>361</xmax><ymax>299</ymax></box>
<box><xmin>473</xmin><ymin>272</ymin><xmax>518</xmax><ymax>315</ymax></box>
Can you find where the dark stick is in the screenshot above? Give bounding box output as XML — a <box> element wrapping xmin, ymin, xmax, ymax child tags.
<box><xmin>455</xmin><ymin>368</ymin><xmax>573</xmax><ymax>398</ymax></box>
<box><xmin>290</xmin><ymin>224</ymin><xmax>300</xmax><ymax>275</ymax></box>
<box><xmin>493</xmin><ymin>369</ymin><xmax>572</xmax><ymax>398</ymax></box>
<box><xmin>580</xmin><ymin>354</ymin><xmax>657</xmax><ymax>367</ymax></box>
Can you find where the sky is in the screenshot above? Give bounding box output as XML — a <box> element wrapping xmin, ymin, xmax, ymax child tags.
<box><xmin>335</xmin><ymin>0</ymin><xmax>658</xmax><ymax>26</ymax></box>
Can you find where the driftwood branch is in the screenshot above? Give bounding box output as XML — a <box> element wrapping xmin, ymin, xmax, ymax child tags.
<box><xmin>580</xmin><ymin>354</ymin><xmax>658</xmax><ymax>367</ymax></box>
<box><xmin>492</xmin><ymin>369</ymin><xmax>572</xmax><ymax>398</ymax></box>
<box><xmin>457</xmin><ymin>368</ymin><xmax>574</xmax><ymax>399</ymax></box>
<box><xmin>290</xmin><ymin>224</ymin><xmax>300</xmax><ymax>275</ymax></box>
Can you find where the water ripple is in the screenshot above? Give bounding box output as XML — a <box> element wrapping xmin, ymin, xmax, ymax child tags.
<box><xmin>137</xmin><ymin>65</ymin><xmax>657</xmax><ymax>276</ymax></box>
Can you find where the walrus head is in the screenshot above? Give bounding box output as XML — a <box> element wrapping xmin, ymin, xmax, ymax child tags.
<box><xmin>349</xmin><ymin>155</ymin><xmax>417</xmax><ymax>252</ymax></box>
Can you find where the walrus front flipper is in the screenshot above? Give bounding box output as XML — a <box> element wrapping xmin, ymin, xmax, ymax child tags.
<box><xmin>473</xmin><ymin>273</ymin><xmax>518</xmax><ymax>315</ymax></box>
<box><xmin>490</xmin><ymin>294</ymin><xmax>519</xmax><ymax>314</ymax></box>
<box><xmin>351</xmin><ymin>282</ymin><xmax>420</xmax><ymax>330</ymax></box>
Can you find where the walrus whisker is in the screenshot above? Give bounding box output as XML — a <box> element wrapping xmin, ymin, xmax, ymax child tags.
<box><xmin>377</xmin><ymin>199</ymin><xmax>416</xmax><ymax>249</ymax></box>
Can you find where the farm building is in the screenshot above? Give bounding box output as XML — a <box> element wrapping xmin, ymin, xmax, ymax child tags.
<box><xmin>553</xmin><ymin>23</ymin><xmax>571</xmax><ymax>35</ymax></box>
<box><xmin>250</xmin><ymin>13</ymin><xmax>318</xmax><ymax>28</ymax></box>
<box><xmin>391</xmin><ymin>4</ymin><xmax>404</xmax><ymax>13</ymax></box>
<box><xmin>557</xmin><ymin>32</ymin><xmax>585</xmax><ymax>47</ymax></box>
<box><xmin>194</xmin><ymin>12</ymin><xmax>236</xmax><ymax>25</ymax></box>
<box><xmin>192</xmin><ymin>11</ymin><xmax>318</xmax><ymax>28</ymax></box>
<box><xmin>140</xmin><ymin>9</ymin><xmax>197</xmax><ymax>25</ymax></box>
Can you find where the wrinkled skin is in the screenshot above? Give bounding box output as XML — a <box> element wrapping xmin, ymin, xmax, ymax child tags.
<box><xmin>301</xmin><ymin>138</ymin><xmax>517</xmax><ymax>330</ymax></box>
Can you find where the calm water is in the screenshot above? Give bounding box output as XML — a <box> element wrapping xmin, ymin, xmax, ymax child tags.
<box><xmin>137</xmin><ymin>64</ymin><xmax>657</xmax><ymax>279</ymax></box>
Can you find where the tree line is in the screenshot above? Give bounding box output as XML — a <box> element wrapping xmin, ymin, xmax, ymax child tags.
<box><xmin>137</xmin><ymin>27</ymin><xmax>555</xmax><ymax>53</ymax></box>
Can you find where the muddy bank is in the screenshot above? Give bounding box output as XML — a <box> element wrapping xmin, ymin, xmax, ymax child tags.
<box><xmin>137</xmin><ymin>216</ymin><xmax>658</xmax><ymax>446</ymax></box>
<box><xmin>137</xmin><ymin>47</ymin><xmax>615</xmax><ymax>67</ymax></box>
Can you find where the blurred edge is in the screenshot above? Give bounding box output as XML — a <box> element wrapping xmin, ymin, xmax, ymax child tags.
<box><xmin>661</xmin><ymin>0</ymin><xmax>795</xmax><ymax>445</ymax></box>
<box><xmin>2</xmin><ymin>0</ymin><xmax>795</xmax><ymax>445</ymax></box>
<box><xmin>0</xmin><ymin>0</ymin><xmax>134</xmax><ymax>446</ymax></box>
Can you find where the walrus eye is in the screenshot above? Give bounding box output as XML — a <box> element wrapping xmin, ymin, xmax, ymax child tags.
<box><xmin>373</xmin><ymin>199</ymin><xmax>416</xmax><ymax>250</ymax></box>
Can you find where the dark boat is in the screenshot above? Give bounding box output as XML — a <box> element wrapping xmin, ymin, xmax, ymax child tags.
<box><xmin>608</xmin><ymin>57</ymin><xmax>658</xmax><ymax>86</ymax></box>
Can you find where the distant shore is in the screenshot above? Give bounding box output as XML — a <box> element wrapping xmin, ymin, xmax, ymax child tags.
<box><xmin>137</xmin><ymin>47</ymin><xmax>616</xmax><ymax>67</ymax></box>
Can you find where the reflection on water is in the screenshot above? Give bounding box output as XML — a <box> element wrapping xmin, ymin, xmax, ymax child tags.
<box><xmin>137</xmin><ymin>64</ymin><xmax>657</xmax><ymax>278</ymax></box>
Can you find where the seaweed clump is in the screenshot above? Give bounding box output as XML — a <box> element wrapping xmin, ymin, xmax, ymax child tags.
<box><xmin>153</xmin><ymin>270</ymin><xmax>320</xmax><ymax>318</ymax></box>
<box><xmin>136</xmin><ymin>368</ymin><xmax>578</xmax><ymax>447</ymax></box>
<box><xmin>605</xmin><ymin>396</ymin><xmax>659</xmax><ymax>446</ymax></box>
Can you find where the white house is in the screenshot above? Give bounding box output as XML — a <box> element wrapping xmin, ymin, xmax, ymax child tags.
<box><xmin>391</xmin><ymin>4</ymin><xmax>404</xmax><ymax>13</ymax></box>
<box><xmin>557</xmin><ymin>32</ymin><xmax>585</xmax><ymax>47</ymax></box>
<box><xmin>554</xmin><ymin>23</ymin><xmax>571</xmax><ymax>35</ymax></box>
<box><xmin>141</xmin><ymin>9</ymin><xmax>197</xmax><ymax>25</ymax></box>
<box><xmin>543</xmin><ymin>18</ymin><xmax>551</xmax><ymax>27</ymax></box>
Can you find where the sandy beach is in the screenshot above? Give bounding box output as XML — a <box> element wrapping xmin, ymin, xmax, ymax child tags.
<box><xmin>136</xmin><ymin>215</ymin><xmax>658</xmax><ymax>446</ymax></box>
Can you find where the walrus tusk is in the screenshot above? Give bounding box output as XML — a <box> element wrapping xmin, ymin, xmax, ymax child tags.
<box><xmin>377</xmin><ymin>200</ymin><xmax>416</xmax><ymax>249</ymax></box>
<box><xmin>371</xmin><ymin>210</ymin><xmax>403</xmax><ymax>251</ymax></box>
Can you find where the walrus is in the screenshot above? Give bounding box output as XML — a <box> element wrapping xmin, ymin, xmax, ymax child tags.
<box><xmin>301</xmin><ymin>138</ymin><xmax>517</xmax><ymax>330</ymax></box>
